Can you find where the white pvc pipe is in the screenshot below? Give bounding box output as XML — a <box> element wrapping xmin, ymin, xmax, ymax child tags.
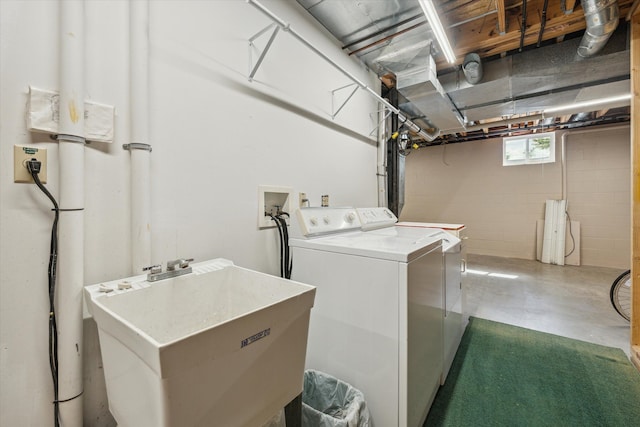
<box><xmin>130</xmin><ymin>0</ymin><xmax>152</xmax><ymax>273</ymax></box>
<box><xmin>377</xmin><ymin>106</ymin><xmax>388</xmax><ymax>207</ymax></box>
<box><xmin>57</xmin><ymin>0</ymin><xmax>85</xmax><ymax>425</ymax></box>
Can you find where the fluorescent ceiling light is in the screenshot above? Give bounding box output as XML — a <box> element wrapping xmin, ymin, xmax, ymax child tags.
<box><xmin>544</xmin><ymin>94</ymin><xmax>631</xmax><ymax>114</ymax></box>
<box><xmin>418</xmin><ymin>0</ymin><xmax>456</xmax><ymax>64</ymax></box>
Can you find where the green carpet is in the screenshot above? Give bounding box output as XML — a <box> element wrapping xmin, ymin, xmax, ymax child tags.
<box><xmin>425</xmin><ymin>317</ymin><xmax>640</xmax><ymax>427</ymax></box>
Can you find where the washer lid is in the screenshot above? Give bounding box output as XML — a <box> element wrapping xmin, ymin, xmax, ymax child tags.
<box><xmin>369</xmin><ymin>226</ymin><xmax>461</xmax><ymax>252</ymax></box>
<box><xmin>289</xmin><ymin>230</ymin><xmax>442</xmax><ymax>262</ymax></box>
<box><xmin>396</xmin><ymin>221</ymin><xmax>465</xmax><ymax>231</ymax></box>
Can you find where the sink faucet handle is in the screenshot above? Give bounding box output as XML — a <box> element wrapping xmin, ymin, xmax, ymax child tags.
<box><xmin>180</xmin><ymin>258</ymin><xmax>194</xmax><ymax>268</ymax></box>
<box><xmin>143</xmin><ymin>264</ymin><xmax>162</xmax><ymax>274</ymax></box>
<box><xmin>167</xmin><ymin>258</ymin><xmax>194</xmax><ymax>271</ymax></box>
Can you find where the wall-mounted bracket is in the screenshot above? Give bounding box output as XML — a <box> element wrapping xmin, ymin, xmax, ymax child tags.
<box><xmin>369</xmin><ymin>108</ymin><xmax>393</xmax><ymax>137</ymax></box>
<box><xmin>248</xmin><ymin>23</ymin><xmax>281</xmax><ymax>81</ymax></box>
<box><xmin>331</xmin><ymin>83</ymin><xmax>359</xmax><ymax>119</ymax></box>
<box><xmin>246</xmin><ymin>0</ymin><xmax>440</xmax><ymax>142</ymax></box>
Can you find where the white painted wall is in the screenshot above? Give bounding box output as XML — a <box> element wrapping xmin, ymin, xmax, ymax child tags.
<box><xmin>401</xmin><ymin>127</ymin><xmax>631</xmax><ymax>269</ymax></box>
<box><xmin>0</xmin><ymin>1</ymin><xmax>379</xmax><ymax>425</ymax></box>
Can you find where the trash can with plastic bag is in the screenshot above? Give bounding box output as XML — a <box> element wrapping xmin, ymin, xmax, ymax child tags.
<box><xmin>302</xmin><ymin>370</ymin><xmax>371</xmax><ymax>427</ymax></box>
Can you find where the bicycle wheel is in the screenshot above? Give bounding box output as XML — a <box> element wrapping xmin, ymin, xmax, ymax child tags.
<box><xmin>610</xmin><ymin>270</ymin><xmax>631</xmax><ymax>321</ymax></box>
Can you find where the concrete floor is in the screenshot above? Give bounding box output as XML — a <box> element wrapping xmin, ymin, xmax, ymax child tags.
<box><xmin>465</xmin><ymin>254</ymin><xmax>632</xmax><ymax>358</ymax></box>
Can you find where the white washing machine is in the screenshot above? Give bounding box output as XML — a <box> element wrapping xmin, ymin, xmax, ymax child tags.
<box><xmin>396</xmin><ymin>222</ymin><xmax>468</xmax><ymax>372</ymax></box>
<box><xmin>364</xmin><ymin>213</ymin><xmax>464</xmax><ymax>384</ymax></box>
<box><xmin>289</xmin><ymin>207</ymin><xmax>444</xmax><ymax>427</ymax></box>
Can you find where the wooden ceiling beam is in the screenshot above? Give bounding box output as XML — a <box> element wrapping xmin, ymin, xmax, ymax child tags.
<box><xmin>563</xmin><ymin>0</ymin><xmax>577</xmax><ymax>14</ymax></box>
<box><xmin>496</xmin><ymin>0</ymin><xmax>508</xmax><ymax>34</ymax></box>
<box><xmin>448</xmin><ymin>13</ymin><xmax>586</xmax><ymax>59</ymax></box>
<box><xmin>434</xmin><ymin>0</ymin><xmax>635</xmax><ymax>67</ymax></box>
<box><xmin>628</xmin><ymin>0</ymin><xmax>640</xmax><ymax>20</ymax></box>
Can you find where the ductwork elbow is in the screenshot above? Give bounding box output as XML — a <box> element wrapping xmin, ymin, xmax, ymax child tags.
<box><xmin>577</xmin><ymin>0</ymin><xmax>619</xmax><ymax>58</ymax></box>
<box><xmin>462</xmin><ymin>53</ymin><xmax>483</xmax><ymax>85</ymax></box>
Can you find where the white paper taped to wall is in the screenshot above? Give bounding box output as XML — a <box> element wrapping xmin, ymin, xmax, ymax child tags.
<box><xmin>26</xmin><ymin>86</ymin><xmax>115</xmax><ymax>143</ymax></box>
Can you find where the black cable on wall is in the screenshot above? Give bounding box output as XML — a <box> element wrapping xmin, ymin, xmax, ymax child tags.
<box><xmin>27</xmin><ymin>159</ymin><xmax>61</xmax><ymax>427</ymax></box>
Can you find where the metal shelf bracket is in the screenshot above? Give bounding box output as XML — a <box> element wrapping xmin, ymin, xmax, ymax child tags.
<box><xmin>246</xmin><ymin>0</ymin><xmax>440</xmax><ymax>142</ymax></box>
<box><xmin>369</xmin><ymin>108</ymin><xmax>393</xmax><ymax>137</ymax></box>
<box><xmin>248</xmin><ymin>23</ymin><xmax>281</xmax><ymax>81</ymax></box>
<box><xmin>331</xmin><ymin>83</ymin><xmax>360</xmax><ymax>119</ymax></box>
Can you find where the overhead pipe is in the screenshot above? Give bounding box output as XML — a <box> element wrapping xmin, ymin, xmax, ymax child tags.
<box><xmin>537</xmin><ymin>0</ymin><xmax>550</xmax><ymax>47</ymax></box>
<box><xmin>519</xmin><ymin>0</ymin><xmax>527</xmax><ymax>52</ymax></box>
<box><xmin>422</xmin><ymin>113</ymin><xmax>630</xmax><ymax>145</ymax></box>
<box><xmin>127</xmin><ymin>0</ymin><xmax>152</xmax><ymax>273</ymax></box>
<box><xmin>57</xmin><ymin>0</ymin><xmax>85</xmax><ymax>425</ymax></box>
<box><xmin>246</xmin><ymin>0</ymin><xmax>440</xmax><ymax>142</ymax></box>
<box><xmin>578</xmin><ymin>0</ymin><xmax>619</xmax><ymax>57</ymax></box>
<box><xmin>347</xmin><ymin>20</ymin><xmax>427</xmax><ymax>57</ymax></box>
<box><xmin>342</xmin><ymin>14</ymin><xmax>422</xmax><ymax>51</ymax></box>
<box><xmin>462</xmin><ymin>113</ymin><xmax>545</xmax><ymax>132</ymax></box>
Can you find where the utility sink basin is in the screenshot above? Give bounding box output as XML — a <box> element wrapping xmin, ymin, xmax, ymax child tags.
<box><xmin>85</xmin><ymin>258</ymin><xmax>316</xmax><ymax>427</ymax></box>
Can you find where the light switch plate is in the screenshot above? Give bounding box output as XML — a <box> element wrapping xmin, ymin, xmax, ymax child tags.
<box><xmin>14</xmin><ymin>145</ymin><xmax>47</xmax><ymax>183</ymax></box>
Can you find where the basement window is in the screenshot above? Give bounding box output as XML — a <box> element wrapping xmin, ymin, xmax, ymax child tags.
<box><xmin>503</xmin><ymin>132</ymin><xmax>555</xmax><ymax>166</ymax></box>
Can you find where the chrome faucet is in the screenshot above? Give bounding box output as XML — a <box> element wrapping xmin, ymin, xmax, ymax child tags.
<box><xmin>144</xmin><ymin>258</ymin><xmax>194</xmax><ymax>282</ymax></box>
<box><xmin>167</xmin><ymin>258</ymin><xmax>194</xmax><ymax>271</ymax></box>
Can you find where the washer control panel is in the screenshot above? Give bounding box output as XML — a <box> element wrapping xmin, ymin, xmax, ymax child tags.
<box><xmin>356</xmin><ymin>207</ymin><xmax>398</xmax><ymax>230</ymax></box>
<box><xmin>296</xmin><ymin>207</ymin><xmax>361</xmax><ymax>237</ymax></box>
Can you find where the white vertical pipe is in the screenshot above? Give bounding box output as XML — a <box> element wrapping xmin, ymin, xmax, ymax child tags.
<box><xmin>377</xmin><ymin>105</ymin><xmax>388</xmax><ymax>207</ymax></box>
<box><xmin>57</xmin><ymin>0</ymin><xmax>85</xmax><ymax>425</ymax></box>
<box><xmin>130</xmin><ymin>0</ymin><xmax>152</xmax><ymax>273</ymax></box>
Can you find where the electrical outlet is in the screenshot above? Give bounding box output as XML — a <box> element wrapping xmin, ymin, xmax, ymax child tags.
<box><xmin>14</xmin><ymin>145</ymin><xmax>47</xmax><ymax>183</ymax></box>
<box><xmin>299</xmin><ymin>192</ymin><xmax>308</xmax><ymax>208</ymax></box>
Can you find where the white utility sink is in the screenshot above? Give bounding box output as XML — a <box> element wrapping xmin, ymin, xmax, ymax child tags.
<box><xmin>85</xmin><ymin>258</ymin><xmax>316</xmax><ymax>427</ymax></box>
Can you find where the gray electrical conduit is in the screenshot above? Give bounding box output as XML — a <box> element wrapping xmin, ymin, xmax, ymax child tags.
<box><xmin>246</xmin><ymin>0</ymin><xmax>440</xmax><ymax>142</ymax></box>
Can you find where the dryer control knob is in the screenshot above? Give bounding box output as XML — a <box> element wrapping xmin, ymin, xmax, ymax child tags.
<box><xmin>309</xmin><ymin>217</ymin><xmax>318</xmax><ymax>226</ymax></box>
<box><xmin>323</xmin><ymin>216</ymin><xmax>331</xmax><ymax>224</ymax></box>
<box><xmin>345</xmin><ymin>212</ymin><xmax>356</xmax><ymax>222</ymax></box>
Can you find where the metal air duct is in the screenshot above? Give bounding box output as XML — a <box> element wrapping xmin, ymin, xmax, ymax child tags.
<box><xmin>578</xmin><ymin>0</ymin><xmax>619</xmax><ymax>57</ymax></box>
<box><xmin>462</xmin><ymin>53</ymin><xmax>483</xmax><ymax>85</ymax></box>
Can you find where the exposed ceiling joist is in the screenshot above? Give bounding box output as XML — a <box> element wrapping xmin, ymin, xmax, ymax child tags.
<box><xmin>297</xmin><ymin>0</ymin><xmax>632</xmax><ymax>143</ymax></box>
<box><xmin>497</xmin><ymin>0</ymin><xmax>508</xmax><ymax>34</ymax></box>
